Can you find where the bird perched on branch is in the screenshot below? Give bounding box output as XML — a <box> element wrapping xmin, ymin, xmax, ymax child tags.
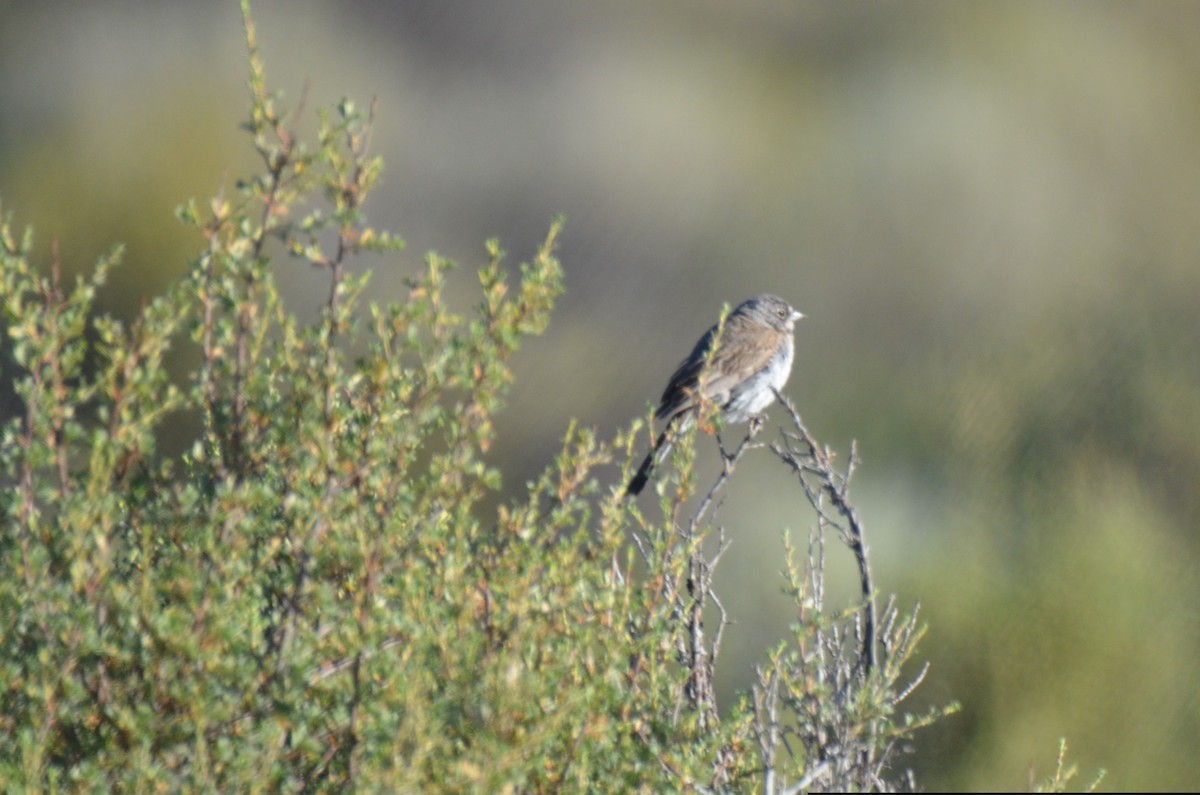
<box><xmin>626</xmin><ymin>293</ymin><xmax>803</xmax><ymax>497</ymax></box>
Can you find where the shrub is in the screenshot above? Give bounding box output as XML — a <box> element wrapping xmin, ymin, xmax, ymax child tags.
<box><xmin>0</xmin><ymin>4</ymin><xmax>957</xmax><ymax>792</ymax></box>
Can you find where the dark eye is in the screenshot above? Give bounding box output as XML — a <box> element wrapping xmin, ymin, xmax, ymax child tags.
<box><xmin>776</xmin><ymin>307</ymin><xmax>787</xmax><ymax>318</ymax></box>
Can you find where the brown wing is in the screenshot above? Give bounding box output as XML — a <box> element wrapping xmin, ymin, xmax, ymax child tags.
<box><xmin>656</xmin><ymin>312</ymin><xmax>783</xmax><ymax>422</ymax></box>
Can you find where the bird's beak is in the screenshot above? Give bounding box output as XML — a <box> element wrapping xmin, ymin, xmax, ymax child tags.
<box><xmin>791</xmin><ymin>310</ymin><xmax>805</xmax><ymax>322</ymax></box>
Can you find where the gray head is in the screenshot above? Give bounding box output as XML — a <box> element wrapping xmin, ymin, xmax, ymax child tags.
<box><xmin>733</xmin><ymin>293</ymin><xmax>804</xmax><ymax>332</ymax></box>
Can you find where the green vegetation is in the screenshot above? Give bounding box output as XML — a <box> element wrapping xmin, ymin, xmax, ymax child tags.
<box><xmin>0</xmin><ymin>7</ymin><xmax>970</xmax><ymax>791</ymax></box>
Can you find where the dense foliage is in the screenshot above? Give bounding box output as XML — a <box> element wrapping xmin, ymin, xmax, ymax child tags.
<box><xmin>3</xmin><ymin>5</ymin><xmax>1105</xmax><ymax>792</ymax></box>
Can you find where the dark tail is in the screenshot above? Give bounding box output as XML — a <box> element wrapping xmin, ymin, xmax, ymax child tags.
<box><xmin>625</xmin><ymin>428</ymin><xmax>672</xmax><ymax>497</ymax></box>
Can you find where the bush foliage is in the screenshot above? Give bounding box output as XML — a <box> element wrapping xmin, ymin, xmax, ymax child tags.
<box><xmin>0</xmin><ymin>5</ymin><xmax>965</xmax><ymax>792</ymax></box>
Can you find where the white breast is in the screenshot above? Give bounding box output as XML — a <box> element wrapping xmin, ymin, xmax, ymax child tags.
<box><xmin>722</xmin><ymin>334</ymin><xmax>794</xmax><ymax>424</ymax></box>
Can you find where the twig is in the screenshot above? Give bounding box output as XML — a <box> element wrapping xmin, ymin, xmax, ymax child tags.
<box><xmin>769</xmin><ymin>387</ymin><xmax>877</xmax><ymax>675</ymax></box>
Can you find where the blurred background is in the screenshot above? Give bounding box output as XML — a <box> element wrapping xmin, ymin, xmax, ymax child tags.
<box><xmin>3</xmin><ymin>1</ymin><xmax>1198</xmax><ymax>789</ymax></box>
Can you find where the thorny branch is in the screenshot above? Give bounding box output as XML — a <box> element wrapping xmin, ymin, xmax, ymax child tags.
<box><xmin>745</xmin><ymin>389</ymin><xmax>939</xmax><ymax>793</ymax></box>
<box><xmin>769</xmin><ymin>387</ymin><xmax>877</xmax><ymax>674</ymax></box>
<box><xmin>628</xmin><ymin>387</ymin><xmax>933</xmax><ymax>792</ymax></box>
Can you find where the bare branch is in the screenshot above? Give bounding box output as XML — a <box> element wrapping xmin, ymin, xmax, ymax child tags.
<box><xmin>769</xmin><ymin>387</ymin><xmax>877</xmax><ymax>675</ymax></box>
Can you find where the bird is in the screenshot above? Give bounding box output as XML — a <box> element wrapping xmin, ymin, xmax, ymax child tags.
<box><xmin>625</xmin><ymin>293</ymin><xmax>803</xmax><ymax>496</ymax></box>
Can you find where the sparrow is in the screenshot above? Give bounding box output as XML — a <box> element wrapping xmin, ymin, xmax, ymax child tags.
<box><xmin>626</xmin><ymin>293</ymin><xmax>803</xmax><ymax>496</ymax></box>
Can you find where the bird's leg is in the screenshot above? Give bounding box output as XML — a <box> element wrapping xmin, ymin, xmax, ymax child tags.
<box><xmin>749</xmin><ymin>413</ymin><xmax>765</xmax><ymax>436</ymax></box>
